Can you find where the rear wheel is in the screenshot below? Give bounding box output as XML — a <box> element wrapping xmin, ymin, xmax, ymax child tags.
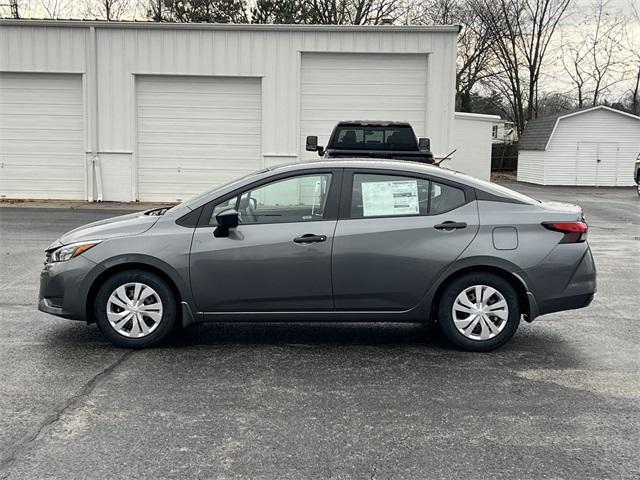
<box><xmin>437</xmin><ymin>273</ymin><xmax>520</xmax><ymax>352</ymax></box>
<box><xmin>94</xmin><ymin>270</ymin><xmax>177</xmax><ymax>348</ymax></box>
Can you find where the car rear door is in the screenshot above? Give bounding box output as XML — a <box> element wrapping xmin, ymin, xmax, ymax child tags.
<box><xmin>331</xmin><ymin>169</ymin><xmax>479</xmax><ymax>311</ymax></box>
<box><xmin>189</xmin><ymin>169</ymin><xmax>342</xmax><ymax>313</ymax></box>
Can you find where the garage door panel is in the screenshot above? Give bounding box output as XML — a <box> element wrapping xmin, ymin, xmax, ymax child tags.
<box><xmin>1</xmin><ymin>126</ymin><xmax>83</xmax><ymax>140</ymax></box>
<box><xmin>136</xmin><ymin>76</ymin><xmax>262</xmax><ymax>202</ymax></box>
<box><xmin>138</xmin><ymin>76</ymin><xmax>258</xmax><ymax>89</ymax></box>
<box><xmin>139</xmin><ymin>144</ymin><xmax>260</xmax><ymax>159</ymax></box>
<box><xmin>0</xmin><ymin>73</ymin><xmax>84</xmax><ymax>200</ymax></box>
<box><xmin>302</xmin><ymin>97</ymin><xmax>425</xmax><ymax>110</ymax></box>
<box><xmin>137</xmin><ymin>95</ymin><xmax>260</xmax><ymax>110</ymax></box>
<box><xmin>302</xmin><ymin>84</ymin><xmax>425</xmax><ymax>97</ymax></box>
<box><xmin>302</xmin><ymin>71</ymin><xmax>427</xmax><ymax>85</ymax></box>
<box><xmin>2</xmin><ymin>141</ymin><xmax>83</xmax><ymax>156</ymax></box>
<box><xmin>137</xmin><ymin>107</ymin><xmax>259</xmax><ymax>122</ymax></box>
<box><xmin>0</xmin><ymin>115</ymin><xmax>82</xmax><ymax>130</ymax></box>
<box><xmin>0</xmin><ymin>104</ymin><xmax>82</xmax><ymax>116</ymax></box>
<box><xmin>137</xmin><ymin>118</ymin><xmax>261</xmax><ymax>133</ymax></box>
<box><xmin>302</xmin><ymin>54</ymin><xmax>426</xmax><ymax>69</ymax></box>
<box><xmin>300</xmin><ymin>53</ymin><xmax>427</xmax><ymax>159</ymax></box>
<box><xmin>139</xmin><ymin>132</ymin><xmax>258</xmax><ymax>146</ymax></box>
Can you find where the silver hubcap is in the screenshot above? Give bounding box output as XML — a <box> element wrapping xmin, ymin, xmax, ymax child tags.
<box><xmin>452</xmin><ymin>285</ymin><xmax>509</xmax><ymax>341</ymax></box>
<box><xmin>106</xmin><ymin>282</ymin><xmax>163</xmax><ymax>338</ymax></box>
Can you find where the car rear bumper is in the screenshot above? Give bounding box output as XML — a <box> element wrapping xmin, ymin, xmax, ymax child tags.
<box><xmin>534</xmin><ymin>246</ymin><xmax>597</xmax><ymax>317</ymax></box>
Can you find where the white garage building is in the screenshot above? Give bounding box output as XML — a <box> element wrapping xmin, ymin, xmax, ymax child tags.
<box><xmin>0</xmin><ymin>20</ymin><xmax>484</xmax><ymax>202</ymax></box>
<box><xmin>518</xmin><ymin>106</ymin><xmax>640</xmax><ymax>186</ymax></box>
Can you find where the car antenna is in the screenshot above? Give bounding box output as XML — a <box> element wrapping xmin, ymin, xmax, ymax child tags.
<box><xmin>435</xmin><ymin>149</ymin><xmax>457</xmax><ymax>166</ymax></box>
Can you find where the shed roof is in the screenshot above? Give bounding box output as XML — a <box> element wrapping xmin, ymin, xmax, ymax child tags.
<box><xmin>518</xmin><ymin>106</ymin><xmax>640</xmax><ymax>151</ymax></box>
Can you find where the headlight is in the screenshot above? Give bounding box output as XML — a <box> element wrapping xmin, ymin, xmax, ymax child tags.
<box><xmin>48</xmin><ymin>240</ymin><xmax>101</xmax><ymax>263</ymax></box>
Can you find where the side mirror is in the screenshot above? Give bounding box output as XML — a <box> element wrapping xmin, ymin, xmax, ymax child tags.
<box><xmin>418</xmin><ymin>137</ymin><xmax>431</xmax><ymax>152</ymax></box>
<box><xmin>215</xmin><ymin>208</ymin><xmax>239</xmax><ymax>235</ymax></box>
<box><xmin>306</xmin><ymin>135</ymin><xmax>319</xmax><ymax>152</ymax></box>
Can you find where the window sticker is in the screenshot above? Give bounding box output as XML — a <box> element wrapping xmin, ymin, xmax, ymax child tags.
<box><xmin>361</xmin><ymin>180</ymin><xmax>419</xmax><ymax>217</ymax></box>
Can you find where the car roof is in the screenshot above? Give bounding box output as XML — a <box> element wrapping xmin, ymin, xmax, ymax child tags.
<box><xmin>267</xmin><ymin>158</ymin><xmax>476</xmax><ymax>185</ymax></box>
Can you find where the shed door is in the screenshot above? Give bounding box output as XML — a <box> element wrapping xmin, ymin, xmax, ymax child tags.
<box><xmin>0</xmin><ymin>73</ymin><xmax>84</xmax><ymax>200</ymax></box>
<box><xmin>300</xmin><ymin>53</ymin><xmax>427</xmax><ymax>159</ymax></box>
<box><xmin>576</xmin><ymin>142</ymin><xmax>619</xmax><ymax>186</ymax></box>
<box><xmin>136</xmin><ymin>76</ymin><xmax>262</xmax><ymax>202</ymax></box>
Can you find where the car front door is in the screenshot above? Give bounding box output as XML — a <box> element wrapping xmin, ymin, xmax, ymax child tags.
<box><xmin>190</xmin><ymin>169</ymin><xmax>341</xmax><ymax>313</ymax></box>
<box><xmin>332</xmin><ymin>169</ymin><xmax>479</xmax><ymax>310</ymax></box>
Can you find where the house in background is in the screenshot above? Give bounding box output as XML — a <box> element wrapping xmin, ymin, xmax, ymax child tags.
<box><xmin>0</xmin><ymin>20</ymin><xmax>500</xmax><ymax>203</ymax></box>
<box><xmin>517</xmin><ymin>106</ymin><xmax>640</xmax><ymax>186</ymax></box>
<box><xmin>491</xmin><ymin>119</ymin><xmax>518</xmax><ymax>145</ymax></box>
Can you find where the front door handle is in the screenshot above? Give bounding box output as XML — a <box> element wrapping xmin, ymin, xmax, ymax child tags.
<box><xmin>434</xmin><ymin>221</ymin><xmax>467</xmax><ymax>231</ymax></box>
<box><xmin>293</xmin><ymin>234</ymin><xmax>327</xmax><ymax>243</ymax></box>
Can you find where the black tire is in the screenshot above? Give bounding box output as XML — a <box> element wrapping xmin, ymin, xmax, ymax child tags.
<box><xmin>94</xmin><ymin>270</ymin><xmax>177</xmax><ymax>348</ymax></box>
<box><xmin>437</xmin><ymin>273</ymin><xmax>520</xmax><ymax>352</ymax></box>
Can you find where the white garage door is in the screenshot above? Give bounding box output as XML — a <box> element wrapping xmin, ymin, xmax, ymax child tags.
<box><xmin>136</xmin><ymin>76</ymin><xmax>262</xmax><ymax>202</ymax></box>
<box><xmin>0</xmin><ymin>73</ymin><xmax>84</xmax><ymax>200</ymax></box>
<box><xmin>300</xmin><ymin>53</ymin><xmax>427</xmax><ymax>159</ymax></box>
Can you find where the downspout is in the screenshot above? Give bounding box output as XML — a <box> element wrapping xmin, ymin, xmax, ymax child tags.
<box><xmin>88</xmin><ymin>25</ymin><xmax>102</xmax><ymax>202</ymax></box>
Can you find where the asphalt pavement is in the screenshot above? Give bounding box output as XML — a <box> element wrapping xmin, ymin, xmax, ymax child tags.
<box><xmin>0</xmin><ymin>182</ymin><xmax>638</xmax><ymax>479</ymax></box>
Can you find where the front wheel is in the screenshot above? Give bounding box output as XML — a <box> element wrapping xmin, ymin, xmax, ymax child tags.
<box><xmin>437</xmin><ymin>273</ymin><xmax>520</xmax><ymax>352</ymax></box>
<box><xmin>94</xmin><ymin>270</ymin><xmax>177</xmax><ymax>348</ymax></box>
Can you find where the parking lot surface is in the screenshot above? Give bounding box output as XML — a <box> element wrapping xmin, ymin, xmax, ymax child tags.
<box><xmin>0</xmin><ymin>182</ymin><xmax>638</xmax><ymax>479</ymax></box>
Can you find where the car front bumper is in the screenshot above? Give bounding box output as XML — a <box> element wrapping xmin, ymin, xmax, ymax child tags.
<box><xmin>38</xmin><ymin>256</ymin><xmax>102</xmax><ymax>321</ymax></box>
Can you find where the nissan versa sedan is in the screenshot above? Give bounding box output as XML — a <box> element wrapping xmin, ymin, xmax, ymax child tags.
<box><xmin>38</xmin><ymin>160</ymin><xmax>596</xmax><ymax>351</ymax></box>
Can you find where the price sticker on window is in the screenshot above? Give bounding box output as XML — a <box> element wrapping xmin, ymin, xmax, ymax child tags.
<box><xmin>361</xmin><ymin>180</ymin><xmax>419</xmax><ymax>217</ymax></box>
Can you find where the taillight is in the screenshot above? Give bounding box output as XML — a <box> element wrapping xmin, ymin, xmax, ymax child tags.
<box><xmin>542</xmin><ymin>221</ymin><xmax>588</xmax><ymax>243</ymax></box>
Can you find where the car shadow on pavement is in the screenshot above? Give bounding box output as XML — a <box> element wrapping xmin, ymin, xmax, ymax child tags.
<box><xmin>42</xmin><ymin>320</ymin><xmax>583</xmax><ymax>369</ymax></box>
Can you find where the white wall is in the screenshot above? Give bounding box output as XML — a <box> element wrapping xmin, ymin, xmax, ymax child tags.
<box><xmin>517</xmin><ymin>151</ymin><xmax>545</xmax><ymax>184</ymax></box>
<box><xmin>450</xmin><ymin>112</ymin><xmax>499</xmax><ymax>181</ymax></box>
<box><xmin>0</xmin><ymin>21</ymin><xmax>459</xmax><ymax>201</ymax></box>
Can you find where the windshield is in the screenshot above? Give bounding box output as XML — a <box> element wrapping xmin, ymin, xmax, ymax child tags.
<box><xmin>329</xmin><ymin>125</ymin><xmax>418</xmax><ymax>151</ymax></box>
<box><xmin>168</xmin><ymin>168</ymin><xmax>270</xmax><ymax>211</ymax></box>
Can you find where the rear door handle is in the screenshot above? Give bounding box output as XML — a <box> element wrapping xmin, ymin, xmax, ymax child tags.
<box><xmin>293</xmin><ymin>234</ymin><xmax>327</xmax><ymax>243</ymax></box>
<box><xmin>434</xmin><ymin>221</ymin><xmax>467</xmax><ymax>230</ymax></box>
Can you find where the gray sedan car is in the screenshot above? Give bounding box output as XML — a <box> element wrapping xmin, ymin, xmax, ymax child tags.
<box><xmin>39</xmin><ymin>160</ymin><xmax>596</xmax><ymax>351</ymax></box>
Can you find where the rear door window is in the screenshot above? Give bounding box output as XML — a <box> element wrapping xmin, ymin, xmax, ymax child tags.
<box><xmin>351</xmin><ymin>173</ymin><xmax>430</xmax><ymax>218</ymax></box>
<box><xmin>350</xmin><ymin>173</ymin><xmax>466</xmax><ymax>218</ymax></box>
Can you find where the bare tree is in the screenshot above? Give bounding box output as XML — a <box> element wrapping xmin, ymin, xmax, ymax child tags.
<box><xmin>306</xmin><ymin>0</ymin><xmax>405</xmax><ymax>25</ymax></box>
<box><xmin>560</xmin><ymin>31</ymin><xmax>590</xmax><ymax>107</ymax></box>
<box><xmin>622</xmin><ymin>1</ymin><xmax>640</xmax><ymax>114</ymax></box>
<box><xmin>38</xmin><ymin>0</ymin><xmax>75</xmax><ymax>17</ymax></box>
<box><xmin>407</xmin><ymin>0</ymin><xmax>496</xmax><ymax>112</ymax></box>
<box><xmin>8</xmin><ymin>0</ymin><xmax>20</xmax><ymax>17</ymax></box>
<box><xmin>159</xmin><ymin>0</ymin><xmax>248</xmax><ymax>23</ymax></box>
<box><xmin>585</xmin><ymin>0</ymin><xmax>626</xmax><ymax>105</ymax></box>
<box><xmin>86</xmin><ymin>0</ymin><xmax>132</xmax><ymax>20</ymax></box>
<box><xmin>470</xmin><ymin>0</ymin><xmax>571</xmax><ymax>132</ymax></box>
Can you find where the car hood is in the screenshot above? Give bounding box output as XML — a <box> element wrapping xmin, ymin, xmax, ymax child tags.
<box><xmin>48</xmin><ymin>211</ymin><xmax>160</xmax><ymax>249</ymax></box>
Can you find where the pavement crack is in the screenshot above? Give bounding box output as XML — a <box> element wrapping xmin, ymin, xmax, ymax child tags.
<box><xmin>0</xmin><ymin>350</ymin><xmax>134</xmax><ymax>474</ymax></box>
